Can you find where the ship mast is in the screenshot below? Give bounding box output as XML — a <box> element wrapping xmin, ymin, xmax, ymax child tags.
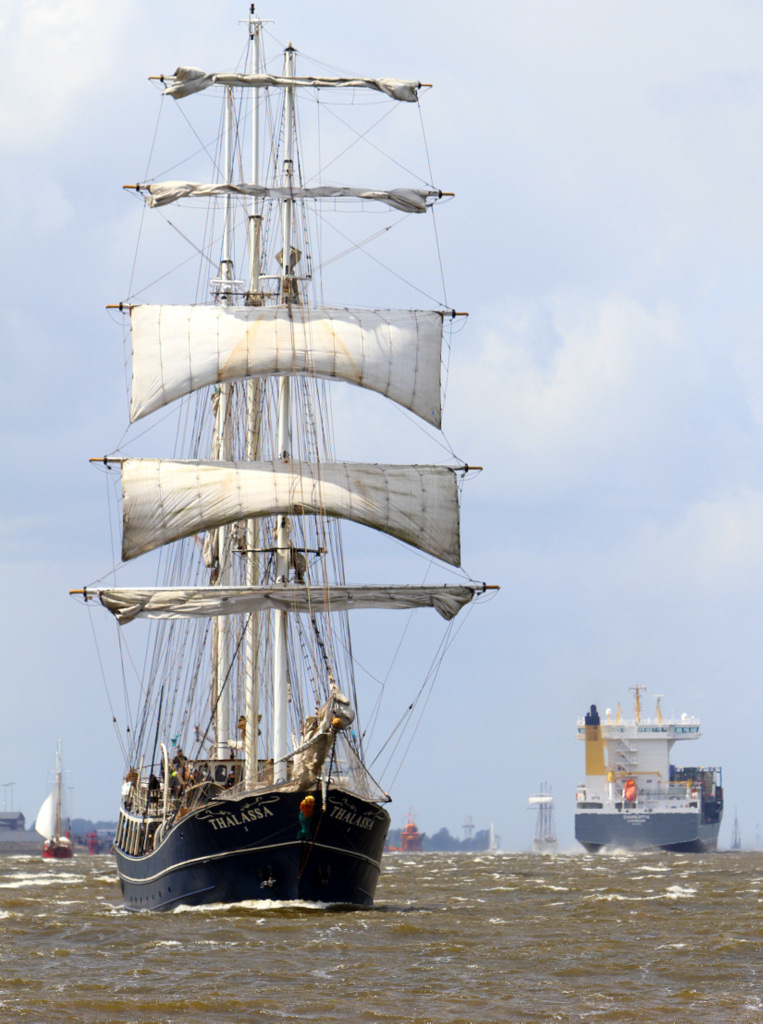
<box><xmin>246</xmin><ymin>5</ymin><xmax>265</xmax><ymax>307</ymax></box>
<box><xmin>210</xmin><ymin>85</ymin><xmax>237</xmax><ymax>761</ymax></box>
<box><xmin>655</xmin><ymin>694</ymin><xmax>663</xmax><ymax>724</ymax></box>
<box><xmin>244</xmin><ymin>5</ymin><xmax>265</xmax><ymax>787</ymax></box>
<box><xmin>629</xmin><ymin>685</ymin><xmax>645</xmax><ymax>724</ymax></box>
<box><xmin>55</xmin><ymin>741</ymin><xmax>63</xmax><ymax>840</ymax></box>
<box><xmin>273</xmin><ymin>43</ymin><xmax>296</xmax><ymax>784</ymax></box>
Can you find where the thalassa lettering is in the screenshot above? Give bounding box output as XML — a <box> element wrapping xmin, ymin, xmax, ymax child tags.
<box><xmin>205</xmin><ymin>805</ymin><xmax>275</xmax><ymax>831</ymax></box>
<box><xmin>328</xmin><ymin>803</ymin><xmax>374</xmax><ymax>831</ymax></box>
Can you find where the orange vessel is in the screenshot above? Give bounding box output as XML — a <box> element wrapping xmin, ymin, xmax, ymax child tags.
<box><xmin>388</xmin><ymin>812</ymin><xmax>423</xmax><ymax>852</ymax></box>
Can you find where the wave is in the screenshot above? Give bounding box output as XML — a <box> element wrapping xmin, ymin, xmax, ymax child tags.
<box><xmin>171</xmin><ymin>898</ymin><xmax>334</xmax><ymax>914</ymax></box>
<box><xmin>0</xmin><ymin>875</ymin><xmax>84</xmax><ymax>889</ymax></box>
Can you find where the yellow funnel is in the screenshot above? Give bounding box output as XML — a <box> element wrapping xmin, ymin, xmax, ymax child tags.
<box><xmin>584</xmin><ymin>705</ymin><xmax>606</xmax><ymax>776</ymax></box>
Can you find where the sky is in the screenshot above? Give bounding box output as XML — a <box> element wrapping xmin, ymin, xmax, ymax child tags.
<box><xmin>2</xmin><ymin>0</ymin><xmax>763</xmax><ymax>853</ymax></box>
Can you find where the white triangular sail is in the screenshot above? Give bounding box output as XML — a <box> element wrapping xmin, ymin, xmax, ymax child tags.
<box><xmin>130</xmin><ymin>305</ymin><xmax>443</xmax><ymax>426</ymax></box>
<box><xmin>34</xmin><ymin>787</ymin><xmax>57</xmax><ymax>841</ymax></box>
<box><xmin>488</xmin><ymin>822</ymin><xmax>498</xmax><ymax>851</ymax></box>
<box><xmin>121</xmin><ymin>459</ymin><xmax>461</xmax><ymax>565</ymax></box>
<box><xmin>164</xmin><ymin>67</ymin><xmax>420</xmax><ymax>102</ymax></box>
<box><xmin>93</xmin><ymin>584</ymin><xmax>479</xmax><ymax>624</ymax></box>
<box><xmin>138</xmin><ymin>182</ymin><xmax>438</xmax><ymax>213</ymax></box>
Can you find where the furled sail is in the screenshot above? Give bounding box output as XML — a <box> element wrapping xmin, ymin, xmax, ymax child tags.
<box><xmin>163</xmin><ymin>67</ymin><xmax>420</xmax><ymax>102</ymax></box>
<box><xmin>138</xmin><ymin>181</ymin><xmax>438</xmax><ymax>213</ymax></box>
<box><xmin>528</xmin><ymin>795</ymin><xmax>554</xmax><ymax>806</ymax></box>
<box><xmin>121</xmin><ymin>459</ymin><xmax>461</xmax><ymax>565</ymax></box>
<box><xmin>34</xmin><ymin>788</ymin><xmax>57</xmax><ymax>840</ymax></box>
<box><xmin>129</xmin><ymin>305</ymin><xmax>443</xmax><ymax>426</ymax></box>
<box><xmin>92</xmin><ymin>584</ymin><xmax>479</xmax><ymax>624</ymax></box>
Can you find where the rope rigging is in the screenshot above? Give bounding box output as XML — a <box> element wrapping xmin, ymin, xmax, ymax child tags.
<box><xmin>88</xmin><ymin>27</ymin><xmax>477</xmax><ymax>809</ymax></box>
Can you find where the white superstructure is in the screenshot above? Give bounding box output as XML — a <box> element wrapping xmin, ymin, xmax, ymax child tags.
<box><xmin>576</xmin><ymin>689</ymin><xmax>701</xmax><ymax>809</ymax></box>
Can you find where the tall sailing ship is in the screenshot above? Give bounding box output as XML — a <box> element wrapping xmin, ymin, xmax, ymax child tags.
<box><xmin>575</xmin><ymin>688</ymin><xmax>723</xmax><ymax>853</ymax></box>
<box><xmin>35</xmin><ymin>742</ymin><xmax>73</xmax><ymax>860</ymax></box>
<box><xmin>74</xmin><ymin>9</ymin><xmax>492</xmax><ymax>910</ymax></box>
<box><xmin>528</xmin><ymin>783</ymin><xmax>557</xmax><ymax>853</ymax></box>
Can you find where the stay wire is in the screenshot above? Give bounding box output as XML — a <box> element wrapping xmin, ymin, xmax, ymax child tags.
<box><xmin>311</xmin><ymin>205</ymin><xmax>453</xmax><ymax>309</ymax></box>
<box><xmin>362</xmin><ymin>562</ymin><xmax>433</xmax><ymax>747</ymax></box>
<box><xmin>306</xmin><ymin>100</ymin><xmax>430</xmax><ymax>187</ymax></box>
<box><xmin>368</xmin><ymin>622</ymin><xmax>453</xmax><ymax>773</ymax></box>
<box><xmin>192</xmin><ymin>613</ymin><xmax>252</xmax><ymax>762</ymax></box>
<box><xmin>86</xmin><ymin>604</ymin><xmax>128</xmax><ymax>763</ymax></box>
<box><xmin>417</xmin><ymin>101</ymin><xmax>455</xmax><ymax>405</ymax></box>
<box><xmin>376</xmin><ymin>602</ymin><xmax>476</xmax><ymax>789</ymax></box>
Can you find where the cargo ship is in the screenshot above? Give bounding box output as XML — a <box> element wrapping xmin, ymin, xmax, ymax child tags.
<box><xmin>575</xmin><ymin>688</ymin><xmax>723</xmax><ymax>852</ymax></box>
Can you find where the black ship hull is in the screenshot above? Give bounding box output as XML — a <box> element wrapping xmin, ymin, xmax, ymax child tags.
<box><xmin>575</xmin><ymin>809</ymin><xmax>721</xmax><ymax>853</ymax></box>
<box><xmin>115</xmin><ymin>788</ymin><xmax>390</xmax><ymax>911</ymax></box>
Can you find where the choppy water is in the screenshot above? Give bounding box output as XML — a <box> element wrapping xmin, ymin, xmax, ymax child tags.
<box><xmin>0</xmin><ymin>850</ymin><xmax>760</xmax><ymax>1023</ymax></box>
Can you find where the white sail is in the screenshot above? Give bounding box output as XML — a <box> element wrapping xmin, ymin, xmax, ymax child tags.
<box><xmin>93</xmin><ymin>584</ymin><xmax>479</xmax><ymax>624</ymax></box>
<box><xmin>528</xmin><ymin>795</ymin><xmax>554</xmax><ymax>806</ymax></box>
<box><xmin>34</xmin><ymin>787</ymin><xmax>57</xmax><ymax>841</ymax></box>
<box><xmin>138</xmin><ymin>181</ymin><xmax>438</xmax><ymax>213</ymax></box>
<box><xmin>488</xmin><ymin>822</ymin><xmax>498</xmax><ymax>851</ymax></box>
<box><xmin>164</xmin><ymin>67</ymin><xmax>420</xmax><ymax>102</ymax></box>
<box><xmin>129</xmin><ymin>305</ymin><xmax>443</xmax><ymax>426</ymax></box>
<box><xmin>121</xmin><ymin>459</ymin><xmax>461</xmax><ymax>565</ymax></box>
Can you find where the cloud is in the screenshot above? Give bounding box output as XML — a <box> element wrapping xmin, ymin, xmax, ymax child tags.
<box><xmin>629</xmin><ymin>487</ymin><xmax>763</xmax><ymax>595</ymax></box>
<box><xmin>2</xmin><ymin>173</ymin><xmax>74</xmax><ymax>238</ymax></box>
<box><xmin>0</xmin><ymin>0</ymin><xmax>133</xmax><ymax>155</ymax></box>
<box><xmin>448</xmin><ymin>293</ymin><xmax>753</xmax><ymax>512</ymax></box>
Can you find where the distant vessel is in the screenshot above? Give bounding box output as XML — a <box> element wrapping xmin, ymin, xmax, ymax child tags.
<box><xmin>487</xmin><ymin>821</ymin><xmax>499</xmax><ymax>852</ymax></box>
<box><xmin>730</xmin><ymin>809</ymin><xmax>741</xmax><ymax>851</ymax></box>
<box><xmin>575</xmin><ymin>688</ymin><xmax>723</xmax><ymax>853</ymax></box>
<box><xmin>529</xmin><ymin>783</ymin><xmax>557</xmax><ymax>853</ymax></box>
<box><xmin>35</xmin><ymin>742</ymin><xmax>73</xmax><ymax>860</ymax></box>
<box><xmin>389</xmin><ymin>813</ymin><xmax>423</xmax><ymax>852</ymax></box>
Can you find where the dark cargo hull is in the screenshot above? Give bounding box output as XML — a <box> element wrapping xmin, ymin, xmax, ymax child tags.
<box><xmin>575</xmin><ymin>810</ymin><xmax>720</xmax><ymax>853</ymax></box>
<box><xmin>115</xmin><ymin>788</ymin><xmax>389</xmax><ymax>911</ymax></box>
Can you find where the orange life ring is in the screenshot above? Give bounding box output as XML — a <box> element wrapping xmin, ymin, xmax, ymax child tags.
<box><xmin>623</xmin><ymin>778</ymin><xmax>638</xmax><ymax>803</ymax></box>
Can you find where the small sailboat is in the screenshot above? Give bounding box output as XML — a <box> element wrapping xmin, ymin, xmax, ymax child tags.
<box><xmin>72</xmin><ymin>7</ymin><xmax>493</xmax><ymax>910</ymax></box>
<box><xmin>529</xmin><ymin>783</ymin><xmax>557</xmax><ymax>853</ymax></box>
<box><xmin>35</xmin><ymin>742</ymin><xmax>73</xmax><ymax>860</ymax></box>
<box><xmin>487</xmin><ymin>821</ymin><xmax>499</xmax><ymax>852</ymax></box>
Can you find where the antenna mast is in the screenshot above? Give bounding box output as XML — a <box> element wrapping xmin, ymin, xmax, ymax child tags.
<box><xmin>629</xmin><ymin>685</ymin><xmax>646</xmax><ymax>723</ymax></box>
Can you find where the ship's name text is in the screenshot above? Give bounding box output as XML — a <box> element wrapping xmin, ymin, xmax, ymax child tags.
<box><xmin>329</xmin><ymin>805</ymin><xmax>374</xmax><ymax>831</ymax></box>
<box><xmin>207</xmin><ymin>806</ymin><xmax>275</xmax><ymax>831</ymax></box>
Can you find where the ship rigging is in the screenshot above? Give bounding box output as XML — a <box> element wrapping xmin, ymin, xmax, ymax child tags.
<box><xmin>73</xmin><ymin>7</ymin><xmax>495</xmax><ymax>909</ymax></box>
